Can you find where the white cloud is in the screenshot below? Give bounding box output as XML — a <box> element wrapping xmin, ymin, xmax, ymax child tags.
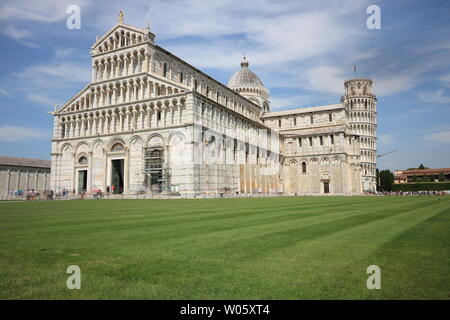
<box><xmin>54</xmin><ymin>48</ymin><xmax>77</xmax><ymax>59</ymax></box>
<box><xmin>158</xmin><ymin>3</ymin><xmax>363</xmax><ymax>70</ymax></box>
<box><xmin>15</xmin><ymin>60</ymin><xmax>90</xmax><ymax>106</ymax></box>
<box><xmin>2</xmin><ymin>25</ymin><xmax>29</xmax><ymax>39</ymax></box>
<box><xmin>0</xmin><ymin>89</ymin><xmax>12</xmax><ymax>98</ymax></box>
<box><xmin>373</xmin><ymin>73</ymin><xmax>420</xmax><ymax>96</ymax></box>
<box><xmin>0</xmin><ymin>126</ymin><xmax>48</xmax><ymax>142</ymax></box>
<box><xmin>424</xmin><ymin>131</ymin><xmax>450</xmax><ymax>144</ymax></box>
<box><xmin>1</xmin><ymin>0</ymin><xmax>446</xmax><ymax>112</ymax></box>
<box><xmin>0</xmin><ymin>0</ymin><xmax>90</xmax><ymax>45</ymax></box>
<box><xmin>421</xmin><ymin>124</ymin><xmax>450</xmax><ymax>133</ymax></box>
<box><xmin>378</xmin><ymin>134</ymin><xmax>395</xmax><ymax>146</ymax></box>
<box><xmin>0</xmin><ymin>25</ymin><xmax>38</xmax><ymax>47</ymax></box>
<box><xmin>270</xmin><ymin>94</ymin><xmax>321</xmax><ymax>110</ymax></box>
<box><xmin>419</xmin><ymin>90</ymin><xmax>450</xmax><ymax>104</ymax></box>
<box><xmin>10</xmin><ymin>49</ymin><xmax>90</xmax><ymax>107</ymax></box>
<box><xmin>0</xmin><ymin>0</ymin><xmax>88</xmax><ymax>23</ymax></box>
<box><xmin>0</xmin><ymin>0</ymin><xmax>383</xmax><ymax>104</ymax></box>
<box><xmin>306</xmin><ymin>66</ymin><xmax>346</xmax><ymax>95</ymax></box>
<box><xmin>26</xmin><ymin>93</ymin><xmax>58</xmax><ymax>107</ymax></box>
<box><xmin>439</xmin><ymin>73</ymin><xmax>450</xmax><ymax>86</ymax></box>
<box><xmin>19</xmin><ymin>62</ymin><xmax>90</xmax><ymax>84</ymax></box>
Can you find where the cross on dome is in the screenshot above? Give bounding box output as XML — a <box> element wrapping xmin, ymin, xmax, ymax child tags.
<box><xmin>228</xmin><ymin>56</ymin><xmax>267</xmax><ymax>91</ymax></box>
<box><xmin>241</xmin><ymin>56</ymin><xmax>249</xmax><ymax>68</ymax></box>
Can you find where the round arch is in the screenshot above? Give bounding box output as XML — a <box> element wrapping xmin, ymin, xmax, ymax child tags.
<box><xmin>146</xmin><ymin>133</ymin><xmax>165</xmax><ymax>147</ymax></box>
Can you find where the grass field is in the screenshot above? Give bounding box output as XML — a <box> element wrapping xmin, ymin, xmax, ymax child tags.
<box><xmin>0</xmin><ymin>196</ymin><xmax>449</xmax><ymax>300</ymax></box>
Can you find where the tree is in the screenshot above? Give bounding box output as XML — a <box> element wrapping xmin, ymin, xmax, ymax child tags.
<box><xmin>378</xmin><ymin>169</ymin><xmax>395</xmax><ymax>191</ymax></box>
<box><xmin>376</xmin><ymin>168</ymin><xmax>380</xmax><ymax>190</ymax></box>
<box><xmin>438</xmin><ymin>172</ymin><xmax>445</xmax><ymax>182</ymax></box>
<box><xmin>418</xmin><ymin>164</ymin><xmax>426</xmax><ymax>169</ymax></box>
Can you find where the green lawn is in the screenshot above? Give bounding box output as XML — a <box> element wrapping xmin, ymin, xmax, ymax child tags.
<box><xmin>0</xmin><ymin>196</ymin><xmax>449</xmax><ymax>299</ymax></box>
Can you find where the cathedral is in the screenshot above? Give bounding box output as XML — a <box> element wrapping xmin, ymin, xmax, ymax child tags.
<box><xmin>50</xmin><ymin>12</ymin><xmax>377</xmax><ymax>197</ymax></box>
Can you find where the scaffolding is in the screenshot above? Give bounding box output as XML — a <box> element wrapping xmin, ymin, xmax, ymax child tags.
<box><xmin>143</xmin><ymin>147</ymin><xmax>170</xmax><ymax>193</ymax></box>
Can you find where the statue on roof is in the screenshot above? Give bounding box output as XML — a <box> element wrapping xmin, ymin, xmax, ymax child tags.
<box><xmin>118</xmin><ymin>10</ymin><xmax>124</xmax><ymax>24</ymax></box>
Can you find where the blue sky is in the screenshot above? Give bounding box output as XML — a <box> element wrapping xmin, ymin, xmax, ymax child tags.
<box><xmin>0</xmin><ymin>0</ymin><xmax>449</xmax><ymax>170</ymax></box>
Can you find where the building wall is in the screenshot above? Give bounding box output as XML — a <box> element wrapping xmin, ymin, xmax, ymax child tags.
<box><xmin>50</xmin><ymin>21</ymin><xmax>373</xmax><ymax>197</ymax></box>
<box><xmin>279</xmin><ymin>133</ymin><xmax>362</xmax><ymax>195</ymax></box>
<box><xmin>0</xmin><ymin>166</ymin><xmax>50</xmax><ymax>196</ymax></box>
<box><xmin>51</xmin><ymin>91</ymin><xmax>282</xmax><ymax>196</ymax></box>
<box><xmin>264</xmin><ymin>107</ymin><xmax>346</xmax><ymax>130</ymax></box>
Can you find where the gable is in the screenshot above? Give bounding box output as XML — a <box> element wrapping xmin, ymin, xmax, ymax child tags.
<box><xmin>91</xmin><ymin>24</ymin><xmax>154</xmax><ymax>55</ymax></box>
<box><xmin>56</xmin><ymin>83</ymin><xmax>91</xmax><ymax>114</ymax></box>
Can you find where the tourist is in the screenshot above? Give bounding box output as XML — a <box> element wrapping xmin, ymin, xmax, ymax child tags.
<box><xmin>96</xmin><ymin>189</ymin><xmax>103</xmax><ymax>199</ymax></box>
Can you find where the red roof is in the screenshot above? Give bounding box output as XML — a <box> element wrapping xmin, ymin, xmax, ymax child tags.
<box><xmin>403</xmin><ymin>168</ymin><xmax>450</xmax><ymax>175</ymax></box>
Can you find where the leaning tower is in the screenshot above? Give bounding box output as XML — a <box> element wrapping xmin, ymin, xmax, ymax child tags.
<box><xmin>342</xmin><ymin>79</ymin><xmax>377</xmax><ymax>191</ymax></box>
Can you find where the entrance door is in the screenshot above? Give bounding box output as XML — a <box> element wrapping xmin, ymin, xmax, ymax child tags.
<box><xmin>324</xmin><ymin>181</ymin><xmax>330</xmax><ymax>194</ymax></box>
<box><xmin>151</xmin><ymin>171</ymin><xmax>162</xmax><ymax>193</ymax></box>
<box><xmin>78</xmin><ymin>170</ymin><xmax>87</xmax><ymax>194</ymax></box>
<box><xmin>111</xmin><ymin>159</ymin><xmax>124</xmax><ymax>194</ymax></box>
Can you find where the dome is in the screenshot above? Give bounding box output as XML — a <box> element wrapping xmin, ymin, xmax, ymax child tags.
<box><xmin>227</xmin><ymin>57</ymin><xmax>267</xmax><ymax>91</ymax></box>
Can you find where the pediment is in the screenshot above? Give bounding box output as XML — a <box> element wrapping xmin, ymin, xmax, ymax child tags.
<box><xmin>57</xmin><ymin>84</ymin><xmax>92</xmax><ymax>114</ymax></box>
<box><xmin>91</xmin><ymin>24</ymin><xmax>154</xmax><ymax>55</ymax></box>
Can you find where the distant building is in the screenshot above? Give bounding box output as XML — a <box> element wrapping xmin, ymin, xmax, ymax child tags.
<box><xmin>394</xmin><ymin>168</ymin><xmax>450</xmax><ymax>184</ymax></box>
<box><xmin>0</xmin><ymin>156</ymin><xmax>51</xmax><ymax>196</ymax></box>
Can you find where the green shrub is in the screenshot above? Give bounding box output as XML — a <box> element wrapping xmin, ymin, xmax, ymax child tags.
<box><xmin>393</xmin><ymin>182</ymin><xmax>450</xmax><ymax>192</ymax></box>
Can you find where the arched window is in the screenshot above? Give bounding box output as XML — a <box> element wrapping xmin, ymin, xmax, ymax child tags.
<box><xmin>194</xmin><ymin>79</ymin><xmax>198</xmax><ymax>91</ymax></box>
<box><xmin>302</xmin><ymin>162</ymin><xmax>307</xmax><ymax>173</ymax></box>
<box><xmin>162</xmin><ymin>62</ymin><xmax>167</xmax><ymax>77</ymax></box>
<box><xmin>111</xmin><ymin>143</ymin><xmax>124</xmax><ymax>152</ymax></box>
<box><xmin>78</xmin><ymin>156</ymin><xmax>88</xmax><ymax>164</ymax></box>
<box><xmin>120</xmin><ymin>31</ymin><xmax>125</xmax><ymax>46</ymax></box>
